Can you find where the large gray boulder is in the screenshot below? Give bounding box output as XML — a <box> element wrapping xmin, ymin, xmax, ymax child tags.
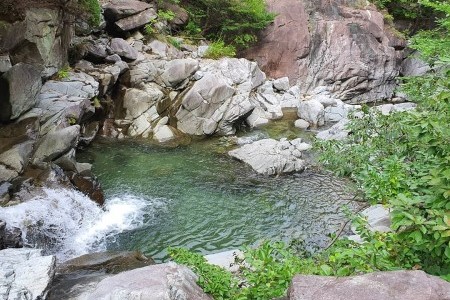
<box><xmin>176</xmin><ymin>74</ymin><xmax>236</xmax><ymax>135</ymax></box>
<box><xmin>0</xmin><ymin>248</ymin><xmax>56</xmax><ymax>300</ymax></box>
<box><xmin>114</xmin><ymin>9</ymin><xmax>157</xmax><ymax>32</ymax></box>
<box><xmin>160</xmin><ymin>59</ymin><xmax>199</xmax><ymax>88</ymax></box>
<box><xmin>103</xmin><ymin>0</ymin><xmax>152</xmax><ymax>21</ymax></box>
<box><xmin>175</xmin><ymin>58</ymin><xmax>267</xmax><ymax>136</ymax></box>
<box><xmin>20</xmin><ymin>71</ymin><xmax>99</xmax><ymax>135</ymax></box>
<box><xmin>0</xmin><ymin>63</ymin><xmax>42</xmax><ymax>122</ymax></box>
<box><xmin>32</xmin><ymin>125</ymin><xmax>80</xmax><ymax>166</ymax></box>
<box><xmin>0</xmin><ymin>141</ymin><xmax>34</xmax><ymax>174</ymax></box>
<box><xmin>229</xmin><ymin>138</ymin><xmax>311</xmax><ymax>175</ymax></box>
<box><xmin>316</xmin><ymin>118</ymin><xmax>350</xmax><ymax>141</ymax></box>
<box><xmin>122</xmin><ymin>84</ymin><xmax>164</xmax><ymax>120</ymax></box>
<box><xmin>298</xmin><ymin>99</ymin><xmax>325</xmax><ymax>127</ymax></box>
<box><xmin>110</xmin><ymin>38</ymin><xmax>138</xmax><ymax>61</ymax></box>
<box><xmin>0</xmin><ymin>8</ymin><xmax>69</xmax><ymax>77</ymax></box>
<box><xmin>288</xmin><ymin>270</ymin><xmax>450</xmax><ymax>300</ymax></box>
<box><xmin>75</xmin><ymin>262</ymin><xmax>212</xmax><ymax>300</ymax></box>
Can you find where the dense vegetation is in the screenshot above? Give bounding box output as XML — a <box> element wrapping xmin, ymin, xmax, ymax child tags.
<box><xmin>170</xmin><ymin>1</ymin><xmax>450</xmax><ymax>299</ymax></box>
<box><xmin>180</xmin><ymin>0</ymin><xmax>274</xmax><ymax>49</ymax></box>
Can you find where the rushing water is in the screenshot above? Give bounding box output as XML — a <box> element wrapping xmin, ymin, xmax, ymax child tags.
<box><xmin>77</xmin><ymin>133</ymin><xmax>358</xmax><ymax>262</ymax></box>
<box><xmin>0</xmin><ymin>188</ymin><xmax>149</xmax><ymax>261</ymax></box>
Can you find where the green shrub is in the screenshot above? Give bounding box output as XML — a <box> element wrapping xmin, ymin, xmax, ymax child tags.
<box><xmin>204</xmin><ymin>41</ymin><xmax>236</xmax><ymax>59</ymax></box>
<box><xmin>167</xmin><ymin>36</ymin><xmax>181</xmax><ymax>49</ymax></box>
<box><xmin>158</xmin><ymin>9</ymin><xmax>176</xmax><ymax>21</ymax></box>
<box><xmin>55</xmin><ymin>65</ymin><xmax>71</xmax><ymax>80</ymax></box>
<box><xmin>79</xmin><ymin>0</ymin><xmax>101</xmax><ymax>27</ymax></box>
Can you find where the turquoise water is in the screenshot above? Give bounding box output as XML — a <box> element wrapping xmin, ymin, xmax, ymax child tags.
<box><xmin>78</xmin><ymin>128</ymin><xmax>358</xmax><ymax>262</ymax></box>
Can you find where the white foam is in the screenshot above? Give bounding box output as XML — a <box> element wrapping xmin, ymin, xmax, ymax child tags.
<box><xmin>0</xmin><ymin>188</ymin><xmax>155</xmax><ymax>261</ymax></box>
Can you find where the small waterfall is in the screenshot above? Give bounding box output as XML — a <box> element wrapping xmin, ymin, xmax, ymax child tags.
<box><xmin>0</xmin><ymin>187</ymin><xmax>152</xmax><ymax>261</ymax></box>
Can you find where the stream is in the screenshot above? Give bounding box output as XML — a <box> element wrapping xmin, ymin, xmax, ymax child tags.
<box><xmin>1</xmin><ymin>115</ymin><xmax>359</xmax><ymax>262</ymax></box>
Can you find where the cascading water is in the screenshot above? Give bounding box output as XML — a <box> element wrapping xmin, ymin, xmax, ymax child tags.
<box><xmin>0</xmin><ymin>187</ymin><xmax>159</xmax><ymax>261</ymax></box>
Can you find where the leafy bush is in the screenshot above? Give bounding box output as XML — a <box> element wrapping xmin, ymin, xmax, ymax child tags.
<box><xmin>204</xmin><ymin>41</ymin><xmax>236</xmax><ymax>59</ymax></box>
<box><xmin>79</xmin><ymin>0</ymin><xmax>102</xmax><ymax>26</ymax></box>
<box><xmin>54</xmin><ymin>65</ymin><xmax>71</xmax><ymax>80</ymax></box>
<box><xmin>157</xmin><ymin>9</ymin><xmax>176</xmax><ymax>21</ymax></box>
<box><xmin>317</xmin><ymin>0</ymin><xmax>450</xmax><ymax>276</ymax></box>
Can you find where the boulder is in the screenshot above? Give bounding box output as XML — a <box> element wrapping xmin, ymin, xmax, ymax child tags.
<box><xmin>123</xmin><ymin>60</ymin><xmax>159</xmax><ymax>87</ymax></box>
<box><xmin>32</xmin><ymin>125</ymin><xmax>80</xmax><ymax>166</ymax></box>
<box><xmin>298</xmin><ymin>100</ymin><xmax>325</xmax><ymax>127</ymax></box>
<box><xmin>0</xmin><ymin>63</ymin><xmax>42</xmax><ymax>122</ymax></box>
<box><xmin>83</xmin><ymin>41</ymin><xmax>109</xmax><ymax>63</ymax></box>
<box><xmin>324</xmin><ymin>99</ymin><xmax>361</xmax><ymax>122</ymax></box>
<box><xmin>0</xmin><ymin>165</ymin><xmax>18</xmax><ymax>182</ymax></box>
<box><xmin>0</xmin><ymin>248</ymin><xmax>56</xmax><ymax>300</ymax></box>
<box><xmin>114</xmin><ymin>9</ymin><xmax>157</xmax><ymax>32</ymax></box>
<box><xmin>176</xmin><ymin>74</ymin><xmax>236</xmax><ymax>135</ymax></box>
<box><xmin>0</xmin><ymin>8</ymin><xmax>69</xmax><ymax>77</ymax></box>
<box><xmin>68</xmin><ymin>172</ymin><xmax>105</xmax><ymax>206</ymax></box>
<box><xmin>160</xmin><ymin>59</ymin><xmax>199</xmax><ymax>88</ymax></box>
<box><xmin>153</xmin><ymin>125</ymin><xmax>178</xmax><ymax>143</ymax></box>
<box><xmin>122</xmin><ymin>84</ymin><xmax>164</xmax><ymax>120</ymax></box>
<box><xmin>273</xmin><ymin>77</ymin><xmax>290</xmax><ymax>92</ymax></box>
<box><xmin>21</xmin><ymin>71</ymin><xmax>99</xmax><ymax>135</ymax></box>
<box><xmin>205</xmin><ymin>249</ymin><xmax>243</xmax><ymax>273</ymax></box>
<box><xmin>401</xmin><ymin>53</ymin><xmax>431</xmax><ymax>76</ymax></box>
<box><xmin>59</xmin><ymin>251</ymin><xmax>154</xmax><ymax>274</ymax></box>
<box><xmin>175</xmin><ymin>58</ymin><xmax>273</xmax><ymax>136</ymax></box>
<box><xmin>110</xmin><ymin>38</ymin><xmax>138</xmax><ymax>61</ymax></box>
<box><xmin>103</xmin><ymin>0</ymin><xmax>152</xmax><ymax>22</ymax></box>
<box><xmin>294</xmin><ymin>119</ymin><xmax>310</xmax><ymax>129</ymax></box>
<box><xmin>288</xmin><ymin>270</ymin><xmax>450</xmax><ymax>300</ymax></box>
<box><xmin>49</xmin><ymin>251</ymin><xmax>154</xmax><ymax>299</ymax></box>
<box><xmin>0</xmin><ymin>141</ymin><xmax>34</xmax><ymax>174</ymax></box>
<box><xmin>228</xmin><ymin>138</ymin><xmax>310</xmax><ymax>175</ymax></box>
<box><xmin>75</xmin><ymin>262</ymin><xmax>212</xmax><ymax>300</ymax></box>
<box><xmin>246</xmin><ymin>107</ymin><xmax>270</xmax><ymax>128</ymax></box>
<box><xmin>243</xmin><ymin>0</ymin><xmax>404</xmax><ymax>103</ymax></box>
<box><xmin>316</xmin><ymin>118</ymin><xmax>350</xmax><ymax>141</ymax></box>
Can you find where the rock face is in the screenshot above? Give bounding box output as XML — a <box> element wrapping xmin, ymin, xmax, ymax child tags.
<box><xmin>243</xmin><ymin>0</ymin><xmax>404</xmax><ymax>103</ymax></box>
<box><xmin>229</xmin><ymin>138</ymin><xmax>311</xmax><ymax>175</ymax></box>
<box><xmin>22</xmin><ymin>71</ymin><xmax>99</xmax><ymax>135</ymax></box>
<box><xmin>0</xmin><ymin>63</ymin><xmax>42</xmax><ymax>122</ymax></box>
<box><xmin>176</xmin><ymin>58</ymin><xmax>266</xmax><ymax>135</ymax></box>
<box><xmin>0</xmin><ymin>248</ymin><xmax>56</xmax><ymax>300</ymax></box>
<box><xmin>288</xmin><ymin>270</ymin><xmax>450</xmax><ymax>300</ymax></box>
<box><xmin>75</xmin><ymin>262</ymin><xmax>212</xmax><ymax>300</ymax></box>
<box><xmin>103</xmin><ymin>0</ymin><xmax>157</xmax><ymax>33</ymax></box>
<box><xmin>0</xmin><ymin>8</ymin><xmax>70</xmax><ymax>77</ymax></box>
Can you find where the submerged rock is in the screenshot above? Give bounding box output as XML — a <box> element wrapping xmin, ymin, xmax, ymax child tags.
<box><xmin>0</xmin><ymin>248</ymin><xmax>56</xmax><ymax>300</ymax></box>
<box><xmin>288</xmin><ymin>270</ymin><xmax>450</xmax><ymax>300</ymax></box>
<box><xmin>229</xmin><ymin>138</ymin><xmax>311</xmax><ymax>175</ymax></box>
